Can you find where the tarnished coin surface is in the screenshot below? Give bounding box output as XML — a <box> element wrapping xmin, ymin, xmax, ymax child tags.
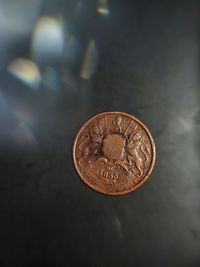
<box><xmin>73</xmin><ymin>112</ymin><xmax>156</xmax><ymax>195</ymax></box>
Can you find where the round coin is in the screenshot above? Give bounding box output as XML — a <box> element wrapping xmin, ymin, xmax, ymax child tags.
<box><xmin>73</xmin><ymin>112</ymin><xmax>156</xmax><ymax>195</ymax></box>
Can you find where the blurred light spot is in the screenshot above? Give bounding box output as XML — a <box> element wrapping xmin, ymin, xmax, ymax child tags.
<box><xmin>75</xmin><ymin>1</ymin><xmax>86</xmax><ymax>19</ymax></box>
<box><xmin>97</xmin><ymin>0</ymin><xmax>110</xmax><ymax>15</ymax></box>
<box><xmin>80</xmin><ymin>40</ymin><xmax>99</xmax><ymax>80</ymax></box>
<box><xmin>0</xmin><ymin>90</ymin><xmax>9</xmax><ymax>126</ymax></box>
<box><xmin>12</xmin><ymin>122</ymin><xmax>39</xmax><ymax>151</ymax></box>
<box><xmin>113</xmin><ymin>216</ymin><xmax>123</xmax><ymax>239</ymax></box>
<box><xmin>176</xmin><ymin>116</ymin><xmax>194</xmax><ymax>133</ymax></box>
<box><xmin>168</xmin><ymin>108</ymin><xmax>198</xmax><ymax>137</ymax></box>
<box><xmin>0</xmin><ymin>0</ymin><xmax>42</xmax><ymax>35</ymax></box>
<box><xmin>31</xmin><ymin>16</ymin><xmax>65</xmax><ymax>65</ymax></box>
<box><xmin>61</xmin><ymin>69</ymin><xmax>78</xmax><ymax>90</ymax></box>
<box><xmin>43</xmin><ymin>66</ymin><xmax>61</xmax><ymax>90</ymax></box>
<box><xmin>0</xmin><ymin>1</ymin><xmax>42</xmax><ymax>69</ymax></box>
<box><xmin>15</xmin><ymin>108</ymin><xmax>35</xmax><ymax>127</ymax></box>
<box><xmin>65</xmin><ymin>36</ymin><xmax>81</xmax><ymax>64</ymax></box>
<box><xmin>8</xmin><ymin>58</ymin><xmax>41</xmax><ymax>91</ymax></box>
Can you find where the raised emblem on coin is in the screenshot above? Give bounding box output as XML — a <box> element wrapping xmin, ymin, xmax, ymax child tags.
<box><xmin>73</xmin><ymin>112</ymin><xmax>156</xmax><ymax>195</ymax></box>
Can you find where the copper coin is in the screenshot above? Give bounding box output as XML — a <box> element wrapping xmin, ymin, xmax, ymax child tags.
<box><xmin>73</xmin><ymin>112</ymin><xmax>156</xmax><ymax>195</ymax></box>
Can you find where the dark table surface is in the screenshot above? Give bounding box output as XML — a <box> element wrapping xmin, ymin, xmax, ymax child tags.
<box><xmin>0</xmin><ymin>0</ymin><xmax>200</xmax><ymax>266</ymax></box>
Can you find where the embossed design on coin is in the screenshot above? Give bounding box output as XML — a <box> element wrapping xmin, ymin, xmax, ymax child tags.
<box><xmin>73</xmin><ymin>112</ymin><xmax>156</xmax><ymax>195</ymax></box>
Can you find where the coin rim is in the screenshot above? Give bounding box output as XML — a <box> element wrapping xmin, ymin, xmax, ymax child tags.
<box><xmin>73</xmin><ymin>111</ymin><xmax>156</xmax><ymax>196</ymax></box>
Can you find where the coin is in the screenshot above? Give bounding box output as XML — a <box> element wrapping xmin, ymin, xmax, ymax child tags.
<box><xmin>73</xmin><ymin>112</ymin><xmax>156</xmax><ymax>195</ymax></box>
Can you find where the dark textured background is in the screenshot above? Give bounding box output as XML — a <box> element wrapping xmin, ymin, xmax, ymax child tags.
<box><xmin>0</xmin><ymin>0</ymin><xmax>200</xmax><ymax>266</ymax></box>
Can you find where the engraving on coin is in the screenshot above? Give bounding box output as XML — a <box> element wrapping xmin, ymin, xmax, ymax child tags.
<box><xmin>73</xmin><ymin>112</ymin><xmax>156</xmax><ymax>195</ymax></box>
